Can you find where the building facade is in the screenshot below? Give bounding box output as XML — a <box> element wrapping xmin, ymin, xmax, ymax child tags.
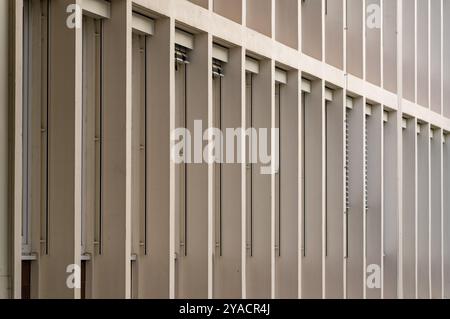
<box><xmin>0</xmin><ymin>0</ymin><xmax>450</xmax><ymax>299</ymax></box>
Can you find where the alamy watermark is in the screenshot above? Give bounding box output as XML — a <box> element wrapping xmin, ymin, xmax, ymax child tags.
<box><xmin>171</xmin><ymin>120</ymin><xmax>279</xmax><ymax>175</ymax></box>
<box><xmin>366</xmin><ymin>264</ymin><xmax>381</xmax><ymax>289</ymax></box>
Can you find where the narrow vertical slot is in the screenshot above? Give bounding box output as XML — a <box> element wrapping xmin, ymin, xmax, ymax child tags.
<box><xmin>345</xmin><ymin>107</ymin><xmax>350</xmax><ymax>259</ymax></box>
<box><xmin>22</xmin><ymin>0</ymin><xmax>31</xmax><ymax>255</ymax></box>
<box><xmin>183</xmin><ymin>58</ymin><xmax>187</xmax><ymax>257</ymax></box>
<box><xmin>144</xmin><ymin>37</ymin><xmax>148</xmax><ymax>255</ymax></box>
<box><xmin>325</xmin><ymin>101</ymin><xmax>328</xmax><ymax>257</ymax></box>
<box><xmin>302</xmin><ymin>92</ymin><xmax>306</xmax><ymax>257</ymax></box>
<box><xmin>250</xmin><ymin>73</ymin><xmax>253</xmax><ymax>258</ymax></box>
<box><xmin>364</xmin><ymin>111</ymin><xmax>369</xmax><ymax>264</ymax></box>
<box><xmin>213</xmin><ymin>59</ymin><xmax>223</xmax><ymax>257</ymax></box>
<box><xmin>132</xmin><ymin>32</ymin><xmax>148</xmax><ymax>257</ymax></box>
<box><xmin>175</xmin><ymin>45</ymin><xmax>189</xmax><ymax>257</ymax></box>
<box><xmin>43</xmin><ymin>0</ymin><xmax>50</xmax><ymax>255</ymax></box>
<box><xmin>82</xmin><ymin>16</ymin><xmax>103</xmax><ymax>256</ymax></box>
<box><xmin>81</xmin><ymin>260</ymin><xmax>86</xmax><ymax>299</ymax></box>
<box><xmin>141</xmin><ymin>35</ymin><xmax>148</xmax><ymax>255</ymax></box>
<box><xmin>21</xmin><ymin>260</ymin><xmax>31</xmax><ymax>299</ymax></box>
<box><xmin>97</xmin><ymin>19</ymin><xmax>104</xmax><ymax>255</ymax></box>
<box><xmin>275</xmin><ymin>83</ymin><xmax>281</xmax><ymax>257</ymax></box>
<box><xmin>81</xmin><ymin>15</ymin><xmax>87</xmax><ymax>254</ymax></box>
<box><xmin>245</xmin><ymin>72</ymin><xmax>254</xmax><ymax>257</ymax></box>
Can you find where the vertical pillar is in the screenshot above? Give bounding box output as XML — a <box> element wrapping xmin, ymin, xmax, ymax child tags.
<box><xmin>246</xmin><ymin>59</ymin><xmax>274</xmax><ymax>299</ymax></box>
<box><xmin>0</xmin><ymin>0</ymin><xmax>11</xmax><ymax>300</ymax></box>
<box><xmin>93</xmin><ymin>0</ymin><xmax>132</xmax><ymax>299</ymax></box>
<box><xmin>38</xmin><ymin>0</ymin><xmax>82</xmax><ymax>299</ymax></box>
<box><xmin>402</xmin><ymin>117</ymin><xmax>418</xmax><ymax>298</ymax></box>
<box><xmin>213</xmin><ymin>47</ymin><xmax>245</xmax><ymax>299</ymax></box>
<box><xmin>383</xmin><ymin>111</ymin><xmax>400</xmax><ymax>299</ymax></box>
<box><xmin>417</xmin><ymin>122</ymin><xmax>430</xmax><ymax>299</ymax></box>
<box><xmin>443</xmin><ymin>133</ymin><xmax>450</xmax><ymax>299</ymax></box>
<box><xmin>301</xmin><ymin>79</ymin><xmax>325</xmax><ymax>299</ymax></box>
<box><xmin>275</xmin><ymin>70</ymin><xmax>300</xmax><ymax>298</ymax></box>
<box><xmin>133</xmin><ymin>17</ymin><xmax>174</xmax><ymax>299</ymax></box>
<box><xmin>346</xmin><ymin>96</ymin><xmax>365</xmax><ymax>299</ymax></box>
<box><xmin>366</xmin><ymin>105</ymin><xmax>383</xmax><ymax>299</ymax></box>
<box><xmin>324</xmin><ymin>89</ymin><xmax>345</xmax><ymax>298</ymax></box>
<box><xmin>430</xmin><ymin>128</ymin><xmax>443</xmax><ymax>298</ymax></box>
<box><xmin>176</xmin><ymin>32</ymin><xmax>212</xmax><ymax>299</ymax></box>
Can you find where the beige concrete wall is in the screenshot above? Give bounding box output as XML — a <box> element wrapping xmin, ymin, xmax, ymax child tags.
<box><xmin>0</xmin><ymin>0</ymin><xmax>9</xmax><ymax>300</ymax></box>
<box><xmin>4</xmin><ymin>0</ymin><xmax>450</xmax><ymax>300</ymax></box>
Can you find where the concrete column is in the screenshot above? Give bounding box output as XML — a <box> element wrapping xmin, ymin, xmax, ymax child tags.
<box><xmin>301</xmin><ymin>79</ymin><xmax>325</xmax><ymax>299</ymax></box>
<box><xmin>366</xmin><ymin>104</ymin><xmax>383</xmax><ymax>299</ymax></box>
<box><xmin>417</xmin><ymin>122</ymin><xmax>430</xmax><ymax>299</ymax></box>
<box><xmin>402</xmin><ymin>117</ymin><xmax>418</xmax><ymax>299</ymax></box>
<box><xmin>383</xmin><ymin>110</ymin><xmax>400</xmax><ymax>299</ymax></box>
<box><xmin>246</xmin><ymin>59</ymin><xmax>274</xmax><ymax>299</ymax></box>
<box><xmin>430</xmin><ymin>128</ymin><xmax>443</xmax><ymax>298</ymax></box>
<box><xmin>135</xmin><ymin>17</ymin><xmax>174</xmax><ymax>299</ymax></box>
<box><xmin>38</xmin><ymin>0</ymin><xmax>82</xmax><ymax>299</ymax></box>
<box><xmin>324</xmin><ymin>89</ymin><xmax>345</xmax><ymax>299</ymax></box>
<box><xmin>346</xmin><ymin>96</ymin><xmax>365</xmax><ymax>299</ymax></box>
<box><xmin>275</xmin><ymin>70</ymin><xmax>300</xmax><ymax>299</ymax></box>
<box><xmin>213</xmin><ymin>47</ymin><xmax>245</xmax><ymax>299</ymax></box>
<box><xmin>92</xmin><ymin>0</ymin><xmax>132</xmax><ymax>299</ymax></box>
<box><xmin>175</xmin><ymin>32</ymin><xmax>212</xmax><ymax>299</ymax></box>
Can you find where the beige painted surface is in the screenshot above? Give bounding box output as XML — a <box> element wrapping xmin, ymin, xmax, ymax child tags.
<box><xmin>245</xmin><ymin>59</ymin><xmax>274</xmax><ymax>299</ymax></box>
<box><xmin>275</xmin><ymin>71</ymin><xmax>300</xmax><ymax>299</ymax></box>
<box><xmin>0</xmin><ymin>0</ymin><xmax>9</xmax><ymax>300</ymax></box>
<box><xmin>366</xmin><ymin>105</ymin><xmax>382</xmax><ymax>299</ymax></box>
<box><xmin>92</xmin><ymin>0</ymin><xmax>132</xmax><ymax>299</ymax></box>
<box><xmin>346</xmin><ymin>97</ymin><xmax>365</xmax><ymax>299</ymax></box>
<box><xmin>402</xmin><ymin>117</ymin><xmax>418</xmax><ymax>299</ymax></box>
<box><xmin>175</xmin><ymin>33</ymin><xmax>212</xmax><ymax>299</ymax></box>
<box><xmin>302</xmin><ymin>0</ymin><xmax>322</xmax><ymax>61</ymax></box>
<box><xmin>31</xmin><ymin>0</ymin><xmax>83</xmax><ymax>299</ymax></box>
<box><xmin>430</xmin><ymin>129</ymin><xmax>443</xmax><ymax>298</ymax></box>
<box><xmin>417</xmin><ymin>123</ymin><xmax>430</xmax><ymax>299</ymax></box>
<box><xmin>213</xmin><ymin>47</ymin><xmax>245</xmax><ymax>299</ymax></box>
<box><xmin>383</xmin><ymin>111</ymin><xmax>400</xmax><ymax>299</ymax></box>
<box><xmin>135</xmin><ymin>18</ymin><xmax>173</xmax><ymax>299</ymax></box>
<box><xmin>4</xmin><ymin>0</ymin><xmax>450</xmax><ymax>300</ymax></box>
<box><xmin>325</xmin><ymin>0</ymin><xmax>344</xmax><ymax>70</ymax></box>
<box><xmin>301</xmin><ymin>80</ymin><xmax>325</xmax><ymax>299</ymax></box>
<box><xmin>444</xmin><ymin>134</ymin><xmax>450</xmax><ymax>299</ymax></box>
<box><xmin>324</xmin><ymin>89</ymin><xmax>345</xmax><ymax>299</ymax></box>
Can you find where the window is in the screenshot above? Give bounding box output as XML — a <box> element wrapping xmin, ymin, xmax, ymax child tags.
<box><xmin>131</xmin><ymin>32</ymin><xmax>148</xmax><ymax>257</ymax></box>
<box><xmin>175</xmin><ymin>44</ymin><xmax>190</xmax><ymax>258</ymax></box>
<box><xmin>22</xmin><ymin>0</ymin><xmax>32</xmax><ymax>256</ymax></box>
<box><xmin>21</xmin><ymin>0</ymin><xmax>50</xmax><ymax>298</ymax></box>
<box><xmin>245</xmin><ymin>71</ymin><xmax>254</xmax><ymax>257</ymax></box>
<box><xmin>21</xmin><ymin>0</ymin><xmax>50</xmax><ymax>256</ymax></box>
<box><xmin>301</xmin><ymin>91</ymin><xmax>306</xmax><ymax>257</ymax></box>
<box><xmin>81</xmin><ymin>15</ymin><xmax>103</xmax><ymax>257</ymax></box>
<box><xmin>275</xmin><ymin>82</ymin><xmax>281</xmax><ymax>257</ymax></box>
<box><xmin>213</xmin><ymin>59</ymin><xmax>224</xmax><ymax>257</ymax></box>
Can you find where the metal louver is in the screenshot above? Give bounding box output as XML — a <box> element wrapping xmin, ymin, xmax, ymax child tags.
<box><xmin>175</xmin><ymin>44</ymin><xmax>189</xmax><ymax>65</ymax></box>
<box><xmin>345</xmin><ymin>108</ymin><xmax>350</xmax><ymax>259</ymax></box>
